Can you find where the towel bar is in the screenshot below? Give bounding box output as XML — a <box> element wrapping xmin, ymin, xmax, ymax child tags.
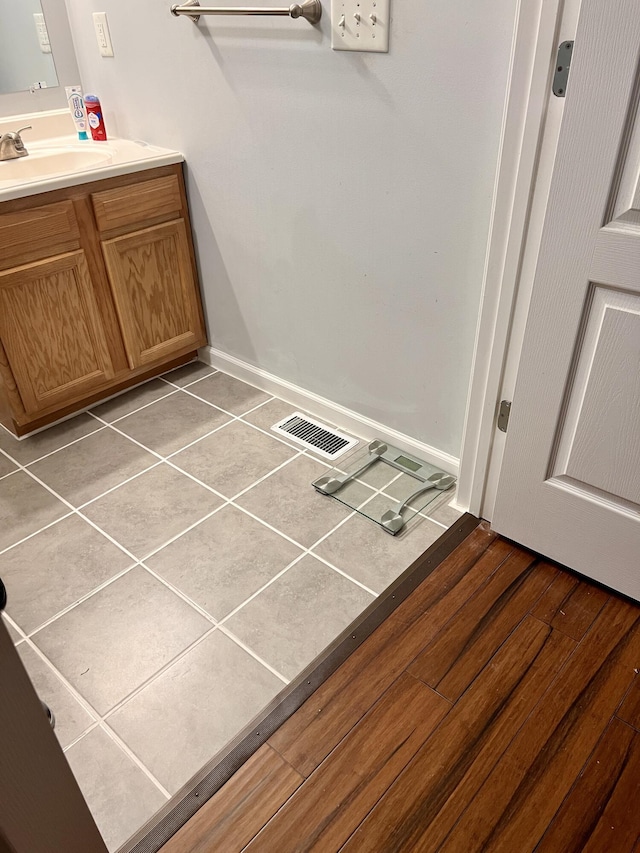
<box><xmin>171</xmin><ymin>0</ymin><xmax>322</xmax><ymax>24</ymax></box>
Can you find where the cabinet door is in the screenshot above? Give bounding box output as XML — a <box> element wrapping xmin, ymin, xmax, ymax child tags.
<box><xmin>0</xmin><ymin>251</ymin><xmax>115</xmax><ymax>415</ymax></box>
<box><xmin>102</xmin><ymin>219</ymin><xmax>206</xmax><ymax>369</ymax></box>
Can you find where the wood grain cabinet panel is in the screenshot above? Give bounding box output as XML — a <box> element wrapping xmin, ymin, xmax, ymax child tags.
<box><xmin>102</xmin><ymin>219</ymin><xmax>206</xmax><ymax>369</ymax></box>
<box><xmin>0</xmin><ymin>164</ymin><xmax>207</xmax><ymax>436</ymax></box>
<box><xmin>0</xmin><ymin>201</ymin><xmax>80</xmax><ymax>270</ymax></box>
<box><xmin>0</xmin><ymin>251</ymin><xmax>114</xmax><ymax>414</ymax></box>
<box><xmin>92</xmin><ymin>175</ymin><xmax>182</xmax><ymax>233</ymax></box>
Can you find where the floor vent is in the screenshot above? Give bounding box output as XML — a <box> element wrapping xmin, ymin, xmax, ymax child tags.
<box><xmin>271</xmin><ymin>413</ymin><xmax>359</xmax><ymax>459</ymax></box>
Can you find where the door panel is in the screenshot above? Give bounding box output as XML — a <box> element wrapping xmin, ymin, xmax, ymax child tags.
<box><xmin>0</xmin><ymin>614</ymin><xmax>107</xmax><ymax>852</ymax></box>
<box><xmin>493</xmin><ymin>0</ymin><xmax>640</xmax><ymax>598</ymax></box>
<box><xmin>555</xmin><ymin>291</ymin><xmax>640</xmax><ymax>506</ymax></box>
<box><xmin>102</xmin><ymin>220</ymin><xmax>206</xmax><ymax>370</ymax></box>
<box><xmin>0</xmin><ymin>252</ymin><xmax>115</xmax><ymax>415</ymax></box>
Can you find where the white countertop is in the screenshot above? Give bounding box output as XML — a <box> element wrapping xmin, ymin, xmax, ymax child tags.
<box><xmin>0</xmin><ymin>135</ymin><xmax>184</xmax><ymax>203</ymax></box>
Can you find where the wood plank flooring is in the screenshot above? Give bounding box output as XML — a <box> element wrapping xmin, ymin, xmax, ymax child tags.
<box><xmin>160</xmin><ymin>523</ymin><xmax>640</xmax><ymax>853</ymax></box>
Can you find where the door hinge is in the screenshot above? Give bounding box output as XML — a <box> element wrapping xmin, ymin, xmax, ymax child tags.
<box><xmin>553</xmin><ymin>41</ymin><xmax>573</xmax><ymax>97</ymax></box>
<box><xmin>497</xmin><ymin>400</ymin><xmax>511</xmax><ymax>433</ymax></box>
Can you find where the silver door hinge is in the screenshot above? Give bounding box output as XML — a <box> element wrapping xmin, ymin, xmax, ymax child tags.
<box><xmin>497</xmin><ymin>400</ymin><xmax>511</xmax><ymax>433</ymax></box>
<box><xmin>553</xmin><ymin>41</ymin><xmax>573</xmax><ymax>97</ymax></box>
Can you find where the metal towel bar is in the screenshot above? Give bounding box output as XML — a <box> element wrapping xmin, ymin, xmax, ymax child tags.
<box><xmin>171</xmin><ymin>0</ymin><xmax>322</xmax><ymax>24</ymax></box>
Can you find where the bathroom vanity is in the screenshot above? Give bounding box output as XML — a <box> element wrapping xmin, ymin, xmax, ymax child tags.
<box><xmin>0</xmin><ymin>130</ymin><xmax>207</xmax><ymax>436</ymax></box>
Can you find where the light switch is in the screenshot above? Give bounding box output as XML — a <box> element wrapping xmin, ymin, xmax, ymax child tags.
<box><xmin>93</xmin><ymin>12</ymin><xmax>114</xmax><ymax>58</ymax></box>
<box><xmin>331</xmin><ymin>0</ymin><xmax>390</xmax><ymax>52</ymax></box>
<box><xmin>33</xmin><ymin>13</ymin><xmax>52</xmax><ymax>54</ymax></box>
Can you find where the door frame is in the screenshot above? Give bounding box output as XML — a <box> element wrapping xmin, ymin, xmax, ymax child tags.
<box><xmin>457</xmin><ymin>0</ymin><xmax>583</xmax><ymax>520</ymax></box>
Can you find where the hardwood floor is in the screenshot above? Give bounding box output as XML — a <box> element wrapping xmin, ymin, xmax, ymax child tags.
<box><xmin>160</xmin><ymin>523</ymin><xmax>640</xmax><ymax>852</ymax></box>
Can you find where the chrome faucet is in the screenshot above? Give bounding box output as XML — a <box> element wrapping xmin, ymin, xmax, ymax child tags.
<box><xmin>0</xmin><ymin>126</ymin><xmax>31</xmax><ymax>161</ymax></box>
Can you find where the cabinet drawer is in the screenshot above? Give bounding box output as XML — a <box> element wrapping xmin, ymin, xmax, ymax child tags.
<box><xmin>92</xmin><ymin>175</ymin><xmax>182</xmax><ymax>233</ymax></box>
<box><xmin>0</xmin><ymin>201</ymin><xmax>80</xmax><ymax>270</ymax></box>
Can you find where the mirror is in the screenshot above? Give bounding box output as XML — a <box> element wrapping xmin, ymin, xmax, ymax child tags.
<box><xmin>0</xmin><ymin>0</ymin><xmax>80</xmax><ymax>115</ymax></box>
<box><xmin>0</xmin><ymin>0</ymin><xmax>59</xmax><ymax>95</ymax></box>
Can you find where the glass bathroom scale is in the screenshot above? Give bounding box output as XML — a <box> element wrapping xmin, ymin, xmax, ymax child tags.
<box><xmin>312</xmin><ymin>440</ymin><xmax>456</xmax><ymax>535</ymax></box>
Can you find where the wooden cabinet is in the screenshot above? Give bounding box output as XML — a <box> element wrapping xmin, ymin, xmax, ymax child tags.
<box><xmin>102</xmin><ymin>219</ymin><xmax>204</xmax><ymax>369</ymax></box>
<box><xmin>0</xmin><ymin>251</ymin><xmax>114</xmax><ymax>415</ymax></box>
<box><xmin>0</xmin><ymin>165</ymin><xmax>207</xmax><ymax>436</ymax></box>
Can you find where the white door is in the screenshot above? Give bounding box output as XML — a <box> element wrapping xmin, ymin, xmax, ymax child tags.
<box><xmin>493</xmin><ymin>0</ymin><xmax>640</xmax><ymax>599</ymax></box>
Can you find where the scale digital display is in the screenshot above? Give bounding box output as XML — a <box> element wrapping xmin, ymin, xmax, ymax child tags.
<box><xmin>395</xmin><ymin>455</ymin><xmax>422</xmax><ymax>473</ymax></box>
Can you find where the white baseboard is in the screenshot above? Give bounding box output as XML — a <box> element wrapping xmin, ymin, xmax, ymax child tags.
<box><xmin>199</xmin><ymin>346</ymin><xmax>460</xmax><ymax>477</ymax></box>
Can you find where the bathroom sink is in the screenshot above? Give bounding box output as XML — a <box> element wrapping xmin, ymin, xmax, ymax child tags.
<box><xmin>0</xmin><ymin>133</ymin><xmax>183</xmax><ymax>203</ymax></box>
<box><xmin>0</xmin><ymin>146</ymin><xmax>112</xmax><ymax>184</ymax></box>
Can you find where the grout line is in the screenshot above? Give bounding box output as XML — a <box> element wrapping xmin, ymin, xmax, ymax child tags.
<box><xmin>0</xmin><ymin>446</ymin><xmax>140</xmax><ymax>566</ymax></box>
<box><xmin>2</xmin><ymin>450</ymin><xmax>142</xmax><ymax>565</ymax></box>
<box><xmin>27</xmin><ymin>621</ymin><xmax>219</xmax><ymax>800</ymax></box>
<box><xmin>87</xmin><ymin>412</ymin><xmax>166</xmax><ymax>460</ymax></box>
<box><xmin>224</xmin><ymin>452</ymin><xmax>304</xmax><ymax>502</ymax></box>
<box><xmin>216</xmin><ymin>623</ymin><xmax>290</xmax><ymax>684</ymax></box>
<box><xmin>0</xmin><ymin>509</ymin><xmax>76</xmax><ymax>557</ymax></box>
<box><xmin>226</xmin><ymin>396</ymin><xmax>276</xmax><ymax>416</ymax></box>
<box><xmin>225</xmin><ymin>501</ymin><xmax>310</xmax><ymax>552</ymax></box>
<box><xmin>99</xmin><ymin>722</ymin><xmax>172</xmax><ymax>799</ymax></box>
<box><xmin>163</xmin><ymin>460</ymin><xmax>235</xmax><ymax>503</ymax></box>
<box><xmin>211</xmin><ymin>502</ymin><xmax>376</xmax><ymax>619</ymax></box>
<box><xmin>75</xmin><ymin>461</ymin><xmax>164</xmax><ymax>511</ymax></box>
<box><xmin>90</xmin><ymin>407</ymin><xmax>242</xmax><ymax>472</ymax></box>
<box><xmin>0</xmin><ymin>446</ymin><xmax>92</xmax><ymax>512</ymax></box>
<box><xmin>237</xmin><ymin>415</ymin><xmax>319</xmax><ymax>453</ymax></box>
<box><xmin>1</xmin><ymin>396</ymin><xmax>443</xmax><ymax>626</ymax></box>
<box><xmin>105</xmin><ymin>387</ymin><xmax>181</xmax><ymax>425</ymax></box>
<box><xmin>238</xmin><ymin>395</ymin><xmax>277</xmax><ymax>415</ymax></box>
<box><xmin>2</xmin><ymin>407</ymin><xmax>326</xmax><ymax>652</ymax></box>
<box><xmin>99</xmin><ymin>626</ymin><xmax>219</xmax><ymax>721</ymax></box>
<box><xmin>163</xmin><ymin>417</ymin><xmax>241</xmax><ymax>460</ymax></box>
<box><xmin>2</xmin><ymin>611</ymin><xmax>26</xmax><ymax>641</ymax></box>
<box><xmin>23</xmin><ymin>637</ymin><xmax>103</xmax><ymax>725</ymax></box>
<box><xmin>419</xmin><ymin>515</ymin><xmax>450</xmax><ymax>530</ymax></box>
<box><xmin>25</xmin><ymin>563</ymin><xmax>139</xmax><ymax>638</ymax></box>
<box><xmin>168</xmin><ymin>383</ymin><xmax>249</xmax><ymax>420</ymax></box>
<box><xmin>158</xmin><ymin>367</ymin><xmax>219</xmax><ymax>390</ymax></box>
<box><xmin>0</xmin><ymin>467</ymin><xmax>19</xmax><ymax>482</ymax></box>
<box><xmin>63</xmin><ymin>720</ymin><xmax>102</xmax><ymax>753</ymax></box>
<box><xmin>13</xmin><ymin>424</ymin><xmax>108</xmax><ymax>469</ymax></box>
<box><xmin>3</xmin><ymin>372</ymin><xmax>451</xmax><ymax>683</ymax></box>
<box><xmin>308</xmin><ymin>553</ymin><xmax>378</xmax><ymax>597</ymax></box>
<box><xmin>305</xmin><ymin>509</ymin><xmax>358</xmax><ymax>551</ymax></box>
<box><xmin>71</xmin><ymin>509</ymin><xmax>141</xmax><ymax>564</ymax></box>
<box><xmin>2</xmin><ymin>368</ymin><xmax>457</xmax><ymax>819</ymax></box>
<box><xmin>216</xmin><ymin>552</ymin><xmax>309</xmax><ymax>626</ymax></box>
<box><xmin>173</xmin><ymin>384</ymin><xmax>307</xmax><ymax>454</ymax></box>
<box><xmin>139</xmin><ymin>502</ymin><xmax>230</xmax><ymax>563</ymax></box>
<box><xmin>127</xmin><ymin>447</ymin><xmax>306</xmax><ymax>562</ymax></box>
<box><xmin>140</xmin><ymin>563</ymin><xmax>219</xmax><ymax>626</ymax></box>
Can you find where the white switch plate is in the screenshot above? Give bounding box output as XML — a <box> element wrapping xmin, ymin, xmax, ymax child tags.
<box><xmin>93</xmin><ymin>12</ymin><xmax>114</xmax><ymax>58</ymax></box>
<box><xmin>331</xmin><ymin>0</ymin><xmax>390</xmax><ymax>52</ymax></box>
<box><xmin>33</xmin><ymin>13</ymin><xmax>52</xmax><ymax>54</ymax></box>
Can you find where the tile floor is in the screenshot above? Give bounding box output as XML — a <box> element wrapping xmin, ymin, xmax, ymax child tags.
<box><xmin>0</xmin><ymin>361</ymin><xmax>462</xmax><ymax>852</ymax></box>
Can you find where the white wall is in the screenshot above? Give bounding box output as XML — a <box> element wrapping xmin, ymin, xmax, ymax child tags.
<box><xmin>64</xmin><ymin>0</ymin><xmax>517</xmax><ymax>459</ymax></box>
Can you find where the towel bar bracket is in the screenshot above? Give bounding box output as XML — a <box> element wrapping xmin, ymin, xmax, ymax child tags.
<box><xmin>171</xmin><ymin>0</ymin><xmax>322</xmax><ymax>24</ymax></box>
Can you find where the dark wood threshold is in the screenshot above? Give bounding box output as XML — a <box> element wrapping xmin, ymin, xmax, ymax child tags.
<box><xmin>124</xmin><ymin>514</ymin><xmax>482</xmax><ymax>852</ymax></box>
<box><xmin>155</xmin><ymin>524</ymin><xmax>640</xmax><ymax>853</ymax></box>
